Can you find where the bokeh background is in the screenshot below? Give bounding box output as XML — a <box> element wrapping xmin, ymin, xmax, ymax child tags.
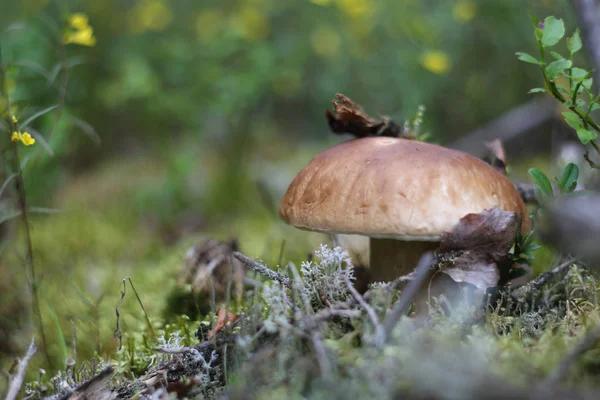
<box><xmin>0</xmin><ymin>0</ymin><xmax>591</xmax><ymax>387</ymax></box>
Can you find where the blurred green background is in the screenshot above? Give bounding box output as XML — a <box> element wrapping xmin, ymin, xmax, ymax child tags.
<box><xmin>0</xmin><ymin>0</ymin><xmax>586</xmax><ymax>385</ymax></box>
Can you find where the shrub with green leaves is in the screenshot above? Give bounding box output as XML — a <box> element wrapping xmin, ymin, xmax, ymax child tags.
<box><xmin>517</xmin><ymin>15</ymin><xmax>600</xmax><ymax>169</ymax></box>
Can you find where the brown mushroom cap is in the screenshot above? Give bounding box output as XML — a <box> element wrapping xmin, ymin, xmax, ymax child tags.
<box><xmin>279</xmin><ymin>136</ymin><xmax>531</xmax><ymax>239</ymax></box>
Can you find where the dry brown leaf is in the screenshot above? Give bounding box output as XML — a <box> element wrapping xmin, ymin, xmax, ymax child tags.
<box><xmin>439</xmin><ymin>207</ymin><xmax>521</xmax><ymax>290</ymax></box>
<box><xmin>325</xmin><ymin>93</ymin><xmax>404</xmax><ymax>138</ymax></box>
<box><xmin>209</xmin><ymin>308</ymin><xmax>240</xmax><ymax>339</ymax></box>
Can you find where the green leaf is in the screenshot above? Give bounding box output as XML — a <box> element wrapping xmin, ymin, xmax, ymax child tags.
<box><xmin>529</xmin><ymin>87</ymin><xmax>546</xmax><ymax>93</ymax></box>
<box><xmin>591</xmin><ymin>103</ymin><xmax>600</xmax><ymax>111</ymax></box>
<box><xmin>66</xmin><ymin>56</ymin><xmax>87</xmax><ymax>69</ymax></box>
<box><xmin>20</xmin><ymin>154</ymin><xmax>32</xmax><ymax>170</ymax></box>
<box><xmin>550</xmin><ymin>51</ymin><xmax>565</xmax><ymax>60</ymax></box>
<box><xmin>576</xmin><ymin>127</ymin><xmax>598</xmax><ymax>144</ymax></box>
<box><xmin>11</xmin><ymin>60</ymin><xmax>49</xmax><ymax>79</ymax></box>
<box><xmin>535</xmin><ymin>28</ymin><xmax>543</xmax><ymax>41</ymax></box>
<box><xmin>18</xmin><ymin>104</ymin><xmax>59</xmax><ymax>130</ymax></box>
<box><xmin>47</xmin><ymin>64</ymin><xmax>62</xmax><ymax>88</ymax></box>
<box><xmin>534</xmin><ymin>187</ymin><xmax>545</xmax><ymax>203</ymax></box>
<box><xmin>546</xmin><ymin>59</ymin><xmax>572</xmax><ymax>80</ymax></box>
<box><xmin>576</xmin><ymin>98</ymin><xmax>587</xmax><ymax>108</ymax></box>
<box><xmin>526</xmin><ymin>243</ymin><xmax>542</xmax><ymax>252</ymax></box>
<box><xmin>530</xmin><ymin>14</ymin><xmax>540</xmax><ymax>29</ymax></box>
<box><xmin>567</xmin><ymin>30</ymin><xmax>582</xmax><ymax>53</ymax></box>
<box><xmin>570</xmin><ymin>67</ymin><xmax>590</xmax><ymax>80</ymax></box>
<box><xmin>558</xmin><ymin>163</ymin><xmax>579</xmax><ymax>193</ymax></box>
<box><xmin>69</xmin><ymin>116</ymin><xmax>101</xmax><ymax>145</ymax></box>
<box><xmin>28</xmin><ymin>129</ymin><xmax>54</xmax><ymax>157</ymax></box>
<box><xmin>516</xmin><ymin>52</ymin><xmax>540</xmax><ymax>64</ymax></box>
<box><xmin>0</xmin><ymin>173</ymin><xmax>17</xmax><ymax>200</ymax></box>
<box><xmin>541</xmin><ymin>16</ymin><xmax>565</xmax><ymax>47</ymax></box>
<box><xmin>562</xmin><ymin>111</ymin><xmax>583</xmax><ymax>130</ymax></box>
<box><xmin>529</xmin><ymin>168</ymin><xmax>554</xmax><ymax>196</ymax></box>
<box><xmin>3</xmin><ymin>22</ymin><xmax>28</xmax><ymax>34</ymax></box>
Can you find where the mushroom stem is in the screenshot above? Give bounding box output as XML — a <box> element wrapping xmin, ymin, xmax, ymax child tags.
<box><xmin>369</xmin><ymin>238</ymin><xmax>439</xmax><ymax>283</ymax></box>
<box><xmin>369</xmin><ymin>238</ymin><xmax>484</xmax><ymax>316</ymax></box>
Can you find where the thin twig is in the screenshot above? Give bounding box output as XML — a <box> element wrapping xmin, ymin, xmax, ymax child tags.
<box><xmin>310</xmin><ymin>332</ymin><xmax>332</xmax><ymax>379</ymax></box>
<box><xmin>233</xmin><ymin>251</ymin><xmax>293</xmax><ymax>288</ymax></box>
<box><xmin>379</xmin><ymin>252</ymin><xmax>435</xmax><ymax>347</ymax></box>
<box><xmin>5</xmin><ymin>339</ymin><xmax>36</xmax><ymax>400</ymax></box>
<box><xmin>511</xmin><ymin>258</ymin><xmax>576</xmax><ymax>302</ymax></box>
<box><xmin>343</xmin><ymin>274</ymin><xmax>384</xmax><ymax>343</ymax></box>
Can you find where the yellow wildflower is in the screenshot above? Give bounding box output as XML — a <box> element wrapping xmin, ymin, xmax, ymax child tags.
<box><xmin>69</xmin><ymin>13</ymin><xmax>89</xmax><ymax>30</ymax></box>
<box><xmin>453</xmin><ymin>1</ymin><xmax>477</xmax><ymax>23</ymax></box>
<box><xmin>11</xmin><ymin>131</ymin><xmax>36</xmax><ymax>146</ymax></box>
<box><xmin>420</xmin><ymin>50</ymin><xmax>451</xmax><ymax>75</ymax></box>
<box><xmin>64</xmin><ymin>13</ymin><xmax>96</xmax><ymax>46</ymax></box>
<box><xmin>20</xmin><ymin>132</ymin><xmax>35</xmax><ymax>146</ymax></box>
<box><xmin>64</xmin><ymin>26</ymin><xmax>96</xmax><ymax>46</ymax></box>
<box><xmin>11</xmin><ymin>115</ymin><xmax>17</xmax><ymax>124</ymax></box>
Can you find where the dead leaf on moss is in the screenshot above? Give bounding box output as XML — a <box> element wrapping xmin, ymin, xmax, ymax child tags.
<box><xmin>439</xmin><ymin>207</ymin><xmax>521</xmax><ymax>290</ymax></box>
<box><xmin>209</xmin><ymin>308</ymin><xmax>240</xmax><ymax>339</ymax></box>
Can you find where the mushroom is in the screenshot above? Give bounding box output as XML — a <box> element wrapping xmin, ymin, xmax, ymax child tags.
<box><xmin>279</xmin><ymin>137</ymin><xmax>531</xmax><ymax>288</ymax></box>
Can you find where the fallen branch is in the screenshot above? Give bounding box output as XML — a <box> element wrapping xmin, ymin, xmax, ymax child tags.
<box><xmin>5</xmin><ymin>339</ymin><xmax>36</xmax><ymax>400</ymax></box>
<box><xmin>233</xmin><ymin>252</ymin><xmax>293</xmax><ymax>288</ymax></box>
<box><xmin>449</xmin><ymin>98</ymin><xmax>557</xmax><ymax>157</ymax></box>
<box><xmin>510</xmin><ymin>258</ymin><xmax>576</xmax><ymax>302</ymax></box>
<box><xmin>44</xmin><ymin>365</ymin><xmax>114</xmax><ymax>400</ymax></box>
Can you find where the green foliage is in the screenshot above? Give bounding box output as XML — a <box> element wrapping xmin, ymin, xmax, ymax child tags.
<box><xmin>518</xmin><ymin>14</ymin><xmax>600</xmax><ymax>168</ymax></box>
<box><xmin>509</xmin><ymin>230</ymin><xmax>541</xmax><ymax>266</ymax></box>
<box><xmin>528</xmin><ymin>162</ymin><xmax>579</xmax><ymax>204</ymax></box>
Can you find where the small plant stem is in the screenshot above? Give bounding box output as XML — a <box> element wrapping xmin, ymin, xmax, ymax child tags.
<box><xmin>0</xmin><ymin>46</ymin><xmax>52</xmax><ymax>367</ymax></box>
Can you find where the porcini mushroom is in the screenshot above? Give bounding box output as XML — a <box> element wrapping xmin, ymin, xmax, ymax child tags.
<box><xmin>279</xmin><ymin>136</ymin><xmax>531</xmax><ymax>286</ymax></box>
